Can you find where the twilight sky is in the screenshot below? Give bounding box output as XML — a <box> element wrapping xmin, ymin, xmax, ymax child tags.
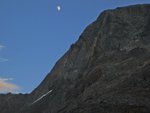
<box><xmin>0</xmin><ymin>0</ymin><xmax>150</xmax><ymax>93</ymax></box>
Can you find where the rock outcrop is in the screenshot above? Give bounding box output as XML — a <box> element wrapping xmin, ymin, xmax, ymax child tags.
<box><xmin>0</xmin><ymin>93</ymin><xmax>29</xmax><ymax>113</ymax></box>
<box><xmin>0</xmin><ymin>4</ymin><xmax>150</xmax><ymax>113</ymax></box>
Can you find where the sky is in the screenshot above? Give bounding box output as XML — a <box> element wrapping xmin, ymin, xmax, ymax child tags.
<box><xmin>0</xmin><ymin>0</ymin><xmax>150</xmax><ymax>93</ymax></box>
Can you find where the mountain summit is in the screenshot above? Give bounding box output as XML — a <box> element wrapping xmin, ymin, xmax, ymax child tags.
<box><xmin>0</xmin><ymin>4</ymin><xmax>150</xmax><ymax>113</ymax></box>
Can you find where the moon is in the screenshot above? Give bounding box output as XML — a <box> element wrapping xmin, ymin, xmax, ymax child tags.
<box><xmin>57</xmin><ymin>5</ymin><xmax>61</xmax><ymax>11</ymax></box>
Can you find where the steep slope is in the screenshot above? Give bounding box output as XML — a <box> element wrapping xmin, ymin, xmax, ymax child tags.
<box><xmin>1</xmin><ymin>4</ymin><xmax>150</xmax><ymax>113</ymax></box>
<box><xmin>22</xmin><ymin>4</ymin><xmax>150</xmax><ymax>113</ymax></box>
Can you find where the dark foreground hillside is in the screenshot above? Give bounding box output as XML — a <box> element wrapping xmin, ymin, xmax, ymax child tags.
<box><xmin>0</xmin><ymin>4</ymin><xmax>150</xmax><ymax>113</ymax></box>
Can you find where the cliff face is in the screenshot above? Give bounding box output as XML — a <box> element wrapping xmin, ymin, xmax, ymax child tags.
<box><xmin>0</xmin><ymin>4</ymin><xmax>150</xmax><ymax>113</ymax></box>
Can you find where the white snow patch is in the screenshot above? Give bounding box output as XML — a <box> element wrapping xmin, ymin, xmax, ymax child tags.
<box><xmin>31</xmin><ymin>90</ymin><xmax>53</xmax><ymax>105</ymax></box>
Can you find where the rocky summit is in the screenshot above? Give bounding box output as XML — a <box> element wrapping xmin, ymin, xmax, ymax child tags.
<box><xmin>0</xmin><ymin>4</ymin><xmax>150</xmax><ymax>113</ymax></box>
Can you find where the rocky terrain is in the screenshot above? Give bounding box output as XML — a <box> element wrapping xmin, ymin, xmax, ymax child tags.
<box><xmin>0</xmin><ymin>4</ymin><xmax>150</xmax><ymax>113</ymax></box>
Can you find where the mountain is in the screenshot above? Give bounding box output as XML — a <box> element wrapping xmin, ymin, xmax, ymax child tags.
<box><xmin>0</xmin><ymin>4</ymin><xmax>150</xmax><ymax>113</ymax></box>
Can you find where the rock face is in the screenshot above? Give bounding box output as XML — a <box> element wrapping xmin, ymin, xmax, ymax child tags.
<box><xmin>0</xmin><ymin>93</ymin><xmax>29</xmax><ymax>113</ymax></box>
<box><xmin>0</xmin><ymin>4</ymin><xmax>150</xmax><ymax>113</ymax></box>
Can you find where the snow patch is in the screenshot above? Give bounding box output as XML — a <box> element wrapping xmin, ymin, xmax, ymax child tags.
<box><xmin>31</xmin><ymin>90</ymin><xmax>53</xmax><ymax>105</ymax></box>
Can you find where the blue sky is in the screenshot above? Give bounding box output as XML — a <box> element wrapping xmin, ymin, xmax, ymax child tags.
<box><xmin>0</xmin><ymin>0</ymin><xmax>150</xmax><ymax>93</ymax></box>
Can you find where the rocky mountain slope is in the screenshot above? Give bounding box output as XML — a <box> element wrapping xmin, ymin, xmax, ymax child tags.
<box><xmin>0</xmin><ymin>4</ymin><xmax>150</xmax><ymax>113</ymax></box>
